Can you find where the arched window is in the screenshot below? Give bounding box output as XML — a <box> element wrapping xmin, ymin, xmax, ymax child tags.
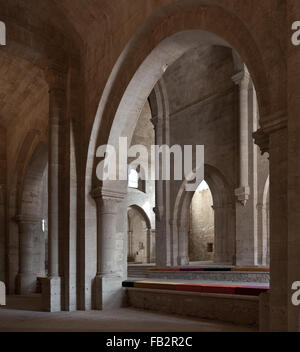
<box><xmin>128</xmin><ymin>169</ymin><xmax>139</xmax><ymax>189</ymax></box>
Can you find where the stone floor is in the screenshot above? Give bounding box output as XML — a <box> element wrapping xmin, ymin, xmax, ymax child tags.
<box><xmin>0</xmin><ymin>306</ymin><xmax>256</xmax><ymax>332</ymax></box>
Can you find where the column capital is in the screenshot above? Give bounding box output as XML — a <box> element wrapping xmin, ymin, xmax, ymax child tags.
<box><xmin>232</xmin><ymin>65</ymin><xmax>250</xmax><ymax>87</ymax></box>
<box><xmin>235</xmin><ymin>186</ymin><xmax>250</xmax><ymax>206</ymax></box>
<box><xmin>254</xmin><ymin>111</ymin><xmax>287</xmax><ymax>154</ymax></box>
<box><xmin>92</xmin><ymin>186</ymin><xmax>126</xmax><ymax>202</ymax></box>
<box><xmin>153</xmin><ymin>206</ymin><xmax>164</xmax><ymax>221</ymax></box>
<box><xmin>253</xmin><ymin>128</ymin><xmax>270</xmax><ymax>155</ymax></box>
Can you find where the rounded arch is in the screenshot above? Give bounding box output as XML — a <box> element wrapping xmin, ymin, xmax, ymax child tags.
<box><xmin>86</xmin><ymin>1</ymin><xmax>284</xmax><ymax>192</ymax></box>
<box><xmin>127</xmin><ymin>204</ymin><xmax>153</xmax><ymax>264</ymax></box>
<box><xmin>13</xmin><ymin>141</ymin><xmax>48</xmax><ymax>294</ymax></box>
<box><xmin>173</xmin><ymin>164</ymin><xmax>235</xmax><ymax>265</ymax></box>
<box><xmin>82</xmin><ymin>2</ymin><xmax>284</xmax><ymax>307</ymax></box>
<box><xmin>6</xmin><ymin>130</ymin><xmax>43</xmax><ymax>293</ymax></box>
<box><xmin>128</xmin><ymin>204</ymin><xmax>151</xmax><ymax>230</ymax></box>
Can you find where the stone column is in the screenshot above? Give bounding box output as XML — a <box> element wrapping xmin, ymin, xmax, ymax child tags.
<box><xmin>151</xmin><ymin>113</ymin><xmax>171</xmax><ymax>267</ymax></box>
<box><xmin>233</xmin><ymin>72</ymin><xmax>258</xmax><ymax>266</ymax></box>
<box><xmin>146</xmin><ymin>228</ymin><xmax>152</xmax><ymax>263</ymax></box>
<box><xmin>254</xmin><ymin>117</ymin><xmax>291</xmax><ymax>331</ymax></box>
<box><xmin>177</xmin><ymin>220</ymin><xmax>189</xmax><ymax>266</ymax></box>
<box><xmin>257</xmin><ymin>203</ymin><xmax>269</xmax><ymax>266</ymax></box>
<box><xmin>232</xmin><ymin>66</ymin><xmax>251</xmax><ymax>205</ymax></box>
<box><xmin>16</xmin><ymin>215</ymin><xmax>41</xmax><ymax>294</ymax></box>
<box><xmin>213</xmin><ymin>205</ymin><xmax>227</xmax><ymax>264</ymax></box>
<box><xmin>150</xmin><ymin>229</ymin><xmax>156</xmax><ymax>263</ymax></box>
<box><xmin>92</xmin><ymin>187</ymin><xmax>126</xmax><ymax>310</ymax></box>
<box><xmin>41</xmin><ymin>64</ymin><xmax>66</xmax><ymax>312</ymax></box>
<box><xmin>213</xmin><ymin>204</ymin><xmax>235</xmax><ymax>264</ymax></box>
<box><xmin>127</xmin><ymin>230</ymin><xmax>134</xmax><ymax>262</ymax></box>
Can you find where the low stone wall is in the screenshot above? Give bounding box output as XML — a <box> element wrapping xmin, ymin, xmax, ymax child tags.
<box><xmin>126</xmin><ymin>287</ymin><xmax>259</xmax><ymax>327</ymax></box>
<box><xmin>0</xmin><ymin>281</ymin><xmax>5</xmax><ymax>306</ymax></box>
<box><xmin>145</xmin><ymin>270</ymin><xmax>269</xmax><ymax>283</ymax></box>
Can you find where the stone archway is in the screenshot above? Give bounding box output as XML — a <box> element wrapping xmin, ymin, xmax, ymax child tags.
<box><xmin>173</xmin><ymin>164</ymin><xmax>234</xmax><ymax>266</ymax></box>
<box><xmin>127</xmin><ymin>205</ymin><xmax>153</xmax><ymax>264</ymax></box>
<box><xmin>188</xmin><ymin>181</ymin><xmax>215</xmax><ymax>263</ymax></box>
<box><xmin>85</xmin><ymin>2</ymin><xmax>283</xmax><ymax>313</ymax></box>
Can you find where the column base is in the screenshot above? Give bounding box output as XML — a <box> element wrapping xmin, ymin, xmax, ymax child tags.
<box><xmin>177</xmin><ymin>256</ymin><xmax>189</xmax><ymax>266</ymax></box>
<box><xmin>41</xmin><ymin>276</ymin><xmax>61</xmax><ymax>312</ymax></box>
<box><xmin>93</xmin><ymin>275</ymin><xmax>125</xmax><ymax>310</ymax></box>
<box><xmin>16</xmin><ymin>273</ymin><xmax>37</xmax><ymax>295</ymax></box>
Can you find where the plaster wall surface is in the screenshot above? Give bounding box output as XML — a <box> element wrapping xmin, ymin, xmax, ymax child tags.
<box><xmin>189</xmin><ymin>188</ymin><xmax>214</xmax><ymax>262</ymax></box>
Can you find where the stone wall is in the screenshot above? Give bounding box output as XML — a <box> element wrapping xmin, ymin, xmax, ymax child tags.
<box><xmin>162</xmin><ymin>45</ymin><xmax>237</xmax><ymax>264</ymax></box>
<box><xmin>189</xmin><ymin>187</ymin><xmax>214</xmax><ymax>262</ymax></box>
<box><xmin>128</xmin><ymin>207</ymin><xmax>148</xmax><ymax>264</ymax></box>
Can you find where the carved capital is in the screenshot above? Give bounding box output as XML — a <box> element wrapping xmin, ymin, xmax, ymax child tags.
<box><xmin>153</xmin><ymin>206</ymin><xmax>164</xmax><ymax>221</ymax></box>
<box><xmin>253</xmin><ymin>129</ymin><xmax>270</xmax><ymax>155</ymax></box>
<box><xmin>232</xmin><ymin>65</ymin><xmax>250</xmax><ymax>88</ymax></box>
<box><xmin>235</xmin><ymin>186</ymin><xmax>250</xmax><ymax>206</ymax></box>
<box><xmin>254</xmin><ymin>111</ymin><xmax>287</xmax><ymax>155</ymax></box>
<box><xmin>92</xmin><ymin>187</ymin><xmax>126</xmax><ymax>202</ymax></box>
<box><xmin>92</xmin><ymin>187</ymin><xmax>126</xmax><ymax>214</ymax></box>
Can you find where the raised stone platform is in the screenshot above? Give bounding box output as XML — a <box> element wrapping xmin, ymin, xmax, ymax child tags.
<box><xmin>126</xmin><ymin>287</ymin><xmax>260</xmax><ymax>327</ymax></box>
<box><xmin>144</xmin><ymin>270</ymin><xmax>269</xmax><ymax>283</ymax></box>
<box><xmin>128</xmin><ymin>265</ymin><xmax>270</xmax><ymax>284</ymax></box>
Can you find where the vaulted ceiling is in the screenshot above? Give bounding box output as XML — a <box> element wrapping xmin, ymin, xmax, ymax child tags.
<box><xmin>0</xmin><ymin>50</ymin><xmax>48</xmax><ymax>130</ymax></box>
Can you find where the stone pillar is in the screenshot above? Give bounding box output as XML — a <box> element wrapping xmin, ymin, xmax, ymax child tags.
<box><xmin>127</xmin><ymin>230</ymin><xmax>134</xmax><ymax>262</ymax></box>
<box><xmin>151</xmin><ymin>112</ymin><xmax>171</xmax><ymax>267</ymax></box>
<box><xmin>257</xmin><ymin>203</ymin><xmax>269</xmax><ymax>266</ymax></box>
<box><xmin>150</xmin><ymin>229</ymin><xmax>156</xmax><ymax>263</ymax></box>
<box><xmin>233</xmin><ymin>71</ymin><xmax>259</xmax><ymax>266</ymax></box>
<box><xmin>146</xmin><ymin>228</ymin><xmax>152</xmax><ymax>263</ymax></box>
<box><xmin>92</xmin><ymin>187</ymin><xmax>126</xmax><ymax>310</ymax></box>
<box><xmin>41</xmin><ymin>64</ymin><xmax>66</xmax><ymax>312</ymax></box>
<box><xmin>16</xmin><ymin>215</ymin><xmax>41</xmax><ymax>294</ymax></box>
<box><xmin>232</xmin><ymin>66</ymin><xmax>251</xmax><ymax>205</ymax></box>
<box><xmin>213</xmin><ymin>204</ymin><xmax>235</xmax><ymax>264</ymax></box>
<box><xmin>254</xmin><ymin>117</ymin><xmax>293</xmax><ymax>331</ymax></box>
<box><xmin>213</xmin><ymin>205</ymin><xmax>227</xmax><ymax>264</ymax></box>
<box><xmin>177</xmin><ymin>220</ymin><xmax>189</xmax><ymax>266</ymax></box>
<box><xmin>268</xmin><ymin>125</ymin><xmax>289</xmax><ymax>331</ymax></box>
